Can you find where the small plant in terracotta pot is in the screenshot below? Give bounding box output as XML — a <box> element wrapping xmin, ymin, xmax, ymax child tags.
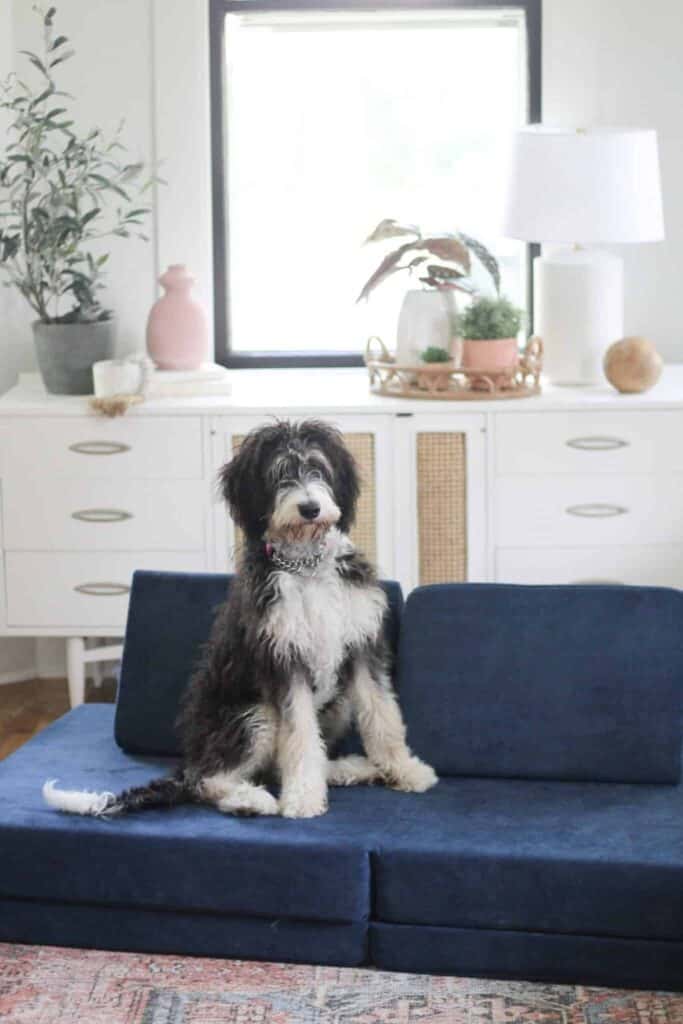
<box><xmin>459</xmin><ymin>296</ymin><xmax>523</xmax><ymax>374</ymax></box>
<box><xmin>420</xmin><ymin>345</ymin><xmax>452</xmax><ymax>365</ymax></box>
<box><xmin>416</xmin><ymin>345</ymin><xmax>453</xmax><ymax>391</ymax></box>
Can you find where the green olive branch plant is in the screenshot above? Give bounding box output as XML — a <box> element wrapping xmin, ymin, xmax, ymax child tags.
<box><xmin>0</xmin><ymin>4</ymin><xmax>160</xmax><ymax>324</ymax></box>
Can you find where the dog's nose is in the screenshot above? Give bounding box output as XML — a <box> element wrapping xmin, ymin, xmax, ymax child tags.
<box><xmin>298</xmin><ymin>501</ymin><xmax>320</xmax><ymax>521</ymax></box>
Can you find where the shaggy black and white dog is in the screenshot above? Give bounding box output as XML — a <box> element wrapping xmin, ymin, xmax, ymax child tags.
<box><xmin>44</xmin><ymin>420</ymin><xmax>437</xmax><ymax>820</ymax></box>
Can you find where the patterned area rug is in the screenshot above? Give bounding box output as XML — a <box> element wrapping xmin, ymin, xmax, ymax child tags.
<box><xmin>1</xmin><ymin>943</ymin><xmax>682</xmax><ymax>1024</ymax></box>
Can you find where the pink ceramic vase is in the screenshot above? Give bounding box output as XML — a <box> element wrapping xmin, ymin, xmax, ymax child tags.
<box><xmin>146</xmin><ymin>264</ymin><xmax>209</xmax><ymax>370</ymax></box>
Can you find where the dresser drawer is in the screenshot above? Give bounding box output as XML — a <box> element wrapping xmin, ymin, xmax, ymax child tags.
<box><xmin>5</xmin><ymin>552</ymin><xmax>207</xmax><ymax>628</ymax></box>
<box><xmin>3</xmin><ymin>478</ymin><xmax>206</xmax><ymax>551</ymax></box>
<box><xmin>0</xmin><ymin>417</ymin><xmax>203</xmax><ymax>479</ymax></box>
<box><xmin>496</xmin><ymin>475</ymin><xmax>683</xmax><ymax>547</ymax></box>
<box><xmin>496</xmin><ymin>545</ymin><xmax>683</xmax><ymax>587</ymax></box>
<box><xmin>495</xmin><ymin>411</ymin><xmax>682</xmax><ymax>475</ymax></box>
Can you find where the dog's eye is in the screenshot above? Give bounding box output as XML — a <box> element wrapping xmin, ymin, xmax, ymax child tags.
<box><xmin>308</xmin><ymin>469</ymin><xmax>323</xmax><ymax>482</ymax></box>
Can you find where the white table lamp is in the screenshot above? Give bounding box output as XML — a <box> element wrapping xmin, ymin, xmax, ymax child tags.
<box><xmin>503</xmin><ymin>126</ymin><xmax>664</xmax><ymax>384</ymax></box>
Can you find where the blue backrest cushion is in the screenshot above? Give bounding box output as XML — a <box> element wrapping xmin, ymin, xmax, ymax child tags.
<box><xmin>115</xmin><ymin>570</ymin><xmax>404</xmax><ymax>756</ymax></box>
<box><xmin>398</xmin><ymin>583</ymin><xmax>683</xmax><ymax>784</ymax></box>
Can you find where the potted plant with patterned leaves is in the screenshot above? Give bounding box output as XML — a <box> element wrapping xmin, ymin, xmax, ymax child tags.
<box><xmin>459</xmin><ymin>295</ymin><xmax>524</xmax><ymax>374</ymax></box>
<box><xmin>0</xmin><ymin>6</ymin><xmax>155</xmax><ymax>394</ymax></box>
<box><xmin>357</xmin><ymin>219</ymin><xmax>500</xmax><ymax>366</ymax></box>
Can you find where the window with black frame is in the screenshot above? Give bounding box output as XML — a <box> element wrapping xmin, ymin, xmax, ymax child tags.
<box><xmin>210</xmin><ymin>0</ymin><xmax>541</xmax><ymax>368</ymax></box>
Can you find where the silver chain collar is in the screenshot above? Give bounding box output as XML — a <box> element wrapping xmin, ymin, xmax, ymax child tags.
<box><xmin>268</xmin><ymin>545</ymin><xmax>326</xmax><ymax>577</ymax></box>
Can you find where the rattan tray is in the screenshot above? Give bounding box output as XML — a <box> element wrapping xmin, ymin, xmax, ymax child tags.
<box><xmin>365</xmin><ymin>336</ymin><xmax>543</xmax><ymax>400</ymax></box>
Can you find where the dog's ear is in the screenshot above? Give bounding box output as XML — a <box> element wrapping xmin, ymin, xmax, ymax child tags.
<box><xmin>300</xmin><ymin>420</ymin><xmax>360</xmax><ymax>533</ymax></box>
<box><xmin>218</xmin><ymin>426</ymin><xmax>276</xmax><ymax>537</ymax></box>
<box><xmin>334</xmin><ymin>438</ymin><xmax>360</xmax><ymax>533</ymax></box>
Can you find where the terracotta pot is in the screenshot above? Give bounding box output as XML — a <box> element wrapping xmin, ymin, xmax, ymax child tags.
<box><xmin>416</xmin><ymin>359</ymin><xmax>454</xmax><ymax>392</ymax></box>
<box><xmin>461</xmin><ymin>337</ymin><xmax>518</xmax><ymax>372</ymax></box>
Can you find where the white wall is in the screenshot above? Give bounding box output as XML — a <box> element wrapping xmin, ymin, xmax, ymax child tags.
<box><xmin>2</xmin><ymin>0</ymin><xmax>682</xmax><ymax>377</ymax></box>
<box><xmin>9</xmin><ymin>0</ymin><xmax>155</xmax><ymax>359</ymax></box>
<box><xmin>0</xmin><ymin>0</ymin><xmax>37</xmax><ymax>679</ymax></box>
<box><xmin>0</xmin><ymin>0</ymin><xmax>34</xmax><ymax>398</ymax></box>
<box><xmin>543</xmin><ymin>0</ymin><xmax>683</xmax><ymax>360</ymax></box>
<box><xmin>3</xmin><ymin>0</ymin><xmax>682</xmax><ymax>378</ymax></box>
<box><xmin>0</xmin><ymin>0</ymin><xmax>212</xmax><ymax>383</ymax></box>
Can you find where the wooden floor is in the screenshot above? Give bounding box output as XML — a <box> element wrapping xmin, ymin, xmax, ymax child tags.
<box><xmin>0</xmin><ymin>677</ymin><xmax>117</xmax><ymax>761</ymax></box>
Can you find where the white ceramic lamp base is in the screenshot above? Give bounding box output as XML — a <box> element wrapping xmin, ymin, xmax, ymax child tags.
<box><xmin>534</xmin><ymin>248</ymin><xmax>624</xmax><ymax>385</ymax></box>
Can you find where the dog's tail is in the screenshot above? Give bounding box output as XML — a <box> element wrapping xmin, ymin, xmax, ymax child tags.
<box><xmin>42</xmin><ymin>773</ymin><xmax>195</xmax><ymax>818</ymax></box>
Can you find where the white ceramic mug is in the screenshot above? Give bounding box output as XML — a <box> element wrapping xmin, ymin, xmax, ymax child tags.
<box><xmin>92</xmin><ymin>356</ymin><xmax>152</xmax><ymax>398</ymax></box>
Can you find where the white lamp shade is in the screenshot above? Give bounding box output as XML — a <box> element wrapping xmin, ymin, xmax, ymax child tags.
<box><xmin>503</xmin><ymin>125</ymin><xmax>665</xmax><ymax>244</ymax></box>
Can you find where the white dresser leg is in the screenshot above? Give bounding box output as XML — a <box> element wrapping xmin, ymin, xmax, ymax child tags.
<box><xmin>66</xmin><ymin>637</ymin><xmax>86</xmax><ymax>708</ymax></box>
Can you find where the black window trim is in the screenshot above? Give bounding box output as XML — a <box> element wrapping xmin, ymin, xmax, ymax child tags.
<box><xmin>209</xmin><ymin>0</ymin><xmax>542</xmax><ymax>369</ymax></box>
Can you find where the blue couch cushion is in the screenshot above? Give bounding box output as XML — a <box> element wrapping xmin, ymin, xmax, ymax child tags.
<box><xmin>0</xmin><ymin>899</ymin><xmax>368</xmax><ymax>967</ymax></box>
<box><xmin>3</xmin><ymin>708</ymin><xmax>683</xmax><ymax>946</ymax></box>
<box><xmin>5</xmin><ymin>706</ymin><xmax>683</xmax><ymax>948</ymax></box>
<box><xmin>1</xmin><ymin>706</ymin><xmax>369</xmax><ymax>924</ymax></box>
<box><xmin>372</xmin><ymin>771</ymin><xmax>683</xmax><ymax>941</ymax></box>
<box><xmin>115</xmin><ymin>572</ymin><xmax>232</xmax><ymax>756</ymax></box>
<box><xmin>115</xmin><ymin>571</ymin><xmax>404</xmax><ymax>757</ymax></box>
<box><xmin>371</xmin><ymin>924</ymin><xmax>683</xmax><ymax>991</ymax></box>
<box><xmin>398</xmin><ymin>583</ymin><xmax>683</xmax><ymax>783</ymax></box>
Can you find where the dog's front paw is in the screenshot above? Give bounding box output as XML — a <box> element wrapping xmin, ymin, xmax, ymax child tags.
<box><xmin>280</xmin><ymin>784</ymin><xmax>329</xmax><ymax>819</ymax></box>
<box><xmin>385</xmin><ymin>756</ymin><xmax>438</xmax><ymax>793</ymax></box>
<box><xmin>217</xmin><ymin>784</ymin><xmax>279</xmax><ymax>817</ymax></box>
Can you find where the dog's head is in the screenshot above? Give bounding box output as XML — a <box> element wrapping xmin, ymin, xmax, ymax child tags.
<box><xmin>220</xmin><ymin>420</ymin><xmax>360</xmax><ymax>542</ymax></box>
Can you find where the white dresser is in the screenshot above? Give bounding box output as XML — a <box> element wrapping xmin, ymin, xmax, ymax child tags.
<box><xmin>1</xmin><ymin>367</ymin><xmax>681</xmax><ymax>705</ymax></box>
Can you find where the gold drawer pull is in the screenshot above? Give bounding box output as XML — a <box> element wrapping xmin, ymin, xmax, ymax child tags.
<box><xmin>566</xmin><ymin>436</ymin><xmax>629</xmax><ymax>451</ymax></box>
<box><xmin>71</xmin><ymin>509</ymin><xmax>133</xmax><ymax>523</ymax></box>
<box><xmin>74</xmin><ymin>582</ymin><xmax>131</xmax><ymax>597</ymax></box>
<box><xmin>69</xmin><ymin>441</ymin><xmax>131</xmax><ymax>456</ymax></box>
<box><xmin>566</xmin><ymin>503</ymin><xmax>628</xmax><ymax>518</ymax></box>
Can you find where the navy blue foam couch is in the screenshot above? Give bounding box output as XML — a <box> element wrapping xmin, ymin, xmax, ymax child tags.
<box><xmin>2</xmin><ymin>571</ymin><xmax>683</xmax><ymax>991</ymax></box>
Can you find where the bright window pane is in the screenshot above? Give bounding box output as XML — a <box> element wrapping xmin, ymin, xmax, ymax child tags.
<box><xmin>224</xmin><ymin>9</ymin><xmax>528</xmax><ymax>355</ymax></box>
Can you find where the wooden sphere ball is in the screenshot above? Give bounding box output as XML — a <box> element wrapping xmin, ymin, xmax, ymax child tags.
<box><xmin>603</xmin><ymin>336</ymin><xmax>662</xmax><ymax>394</ymax></box>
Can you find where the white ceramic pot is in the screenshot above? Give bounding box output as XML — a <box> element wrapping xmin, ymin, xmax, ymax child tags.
<box><xmin>396</xmin><ymin>289</ymin><xmax>456</xmax><ymax>365</ymax></box>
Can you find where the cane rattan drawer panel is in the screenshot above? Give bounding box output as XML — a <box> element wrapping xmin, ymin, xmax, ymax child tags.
<box><xmin>3</xmin><ymin>477</ymin><xmax>205</xmax><ymax>551</ymax></box>
<box><xmin>341</xmin><ymin>432</ymin><xmax>377</xmax><ymax>564</ymax></box>
<box><xmin>496</xmin><ymin>474</ymin><xmax>683</xmax><ymax>547</ymax></box>
<box><xmin>231</xmin><ymin>432</ymin><xmax>377</xmax><ymax>565</ymax></box>
<box><xmin>5</xmin><ymin>551</ymin><xmax>207</xmax><ymax>628</ymax></box>
<box><xmin>417</xmin><ymin>432</ymin><xmax>467</xmax><ymax>585</ymax></box>
<box><xmin>496</xmin><ymin>544</ymin><xmax>683</xmax><ymax>587</ymax></box>
<box><xmin>495</xmin><ymin>411</ymin><xmax>683</xmax><ymax>475</ymax></box>
<box><xmin>0</xmin><ymin>417</ymin><xmax>203</xmax><ymax>479</ymax></box>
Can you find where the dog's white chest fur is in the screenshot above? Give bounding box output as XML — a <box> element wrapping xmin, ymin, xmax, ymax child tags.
<box><xmin>263</xmin><ymin>535</ymin><xmax>386</xmax><ymax>706</ymax></box>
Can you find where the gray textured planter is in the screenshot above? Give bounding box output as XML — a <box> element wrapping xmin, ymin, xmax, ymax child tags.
<box><xmin>33</xmin><ymin>320</ymin><xmax>116</xmax><ymax>395</ymax></box>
